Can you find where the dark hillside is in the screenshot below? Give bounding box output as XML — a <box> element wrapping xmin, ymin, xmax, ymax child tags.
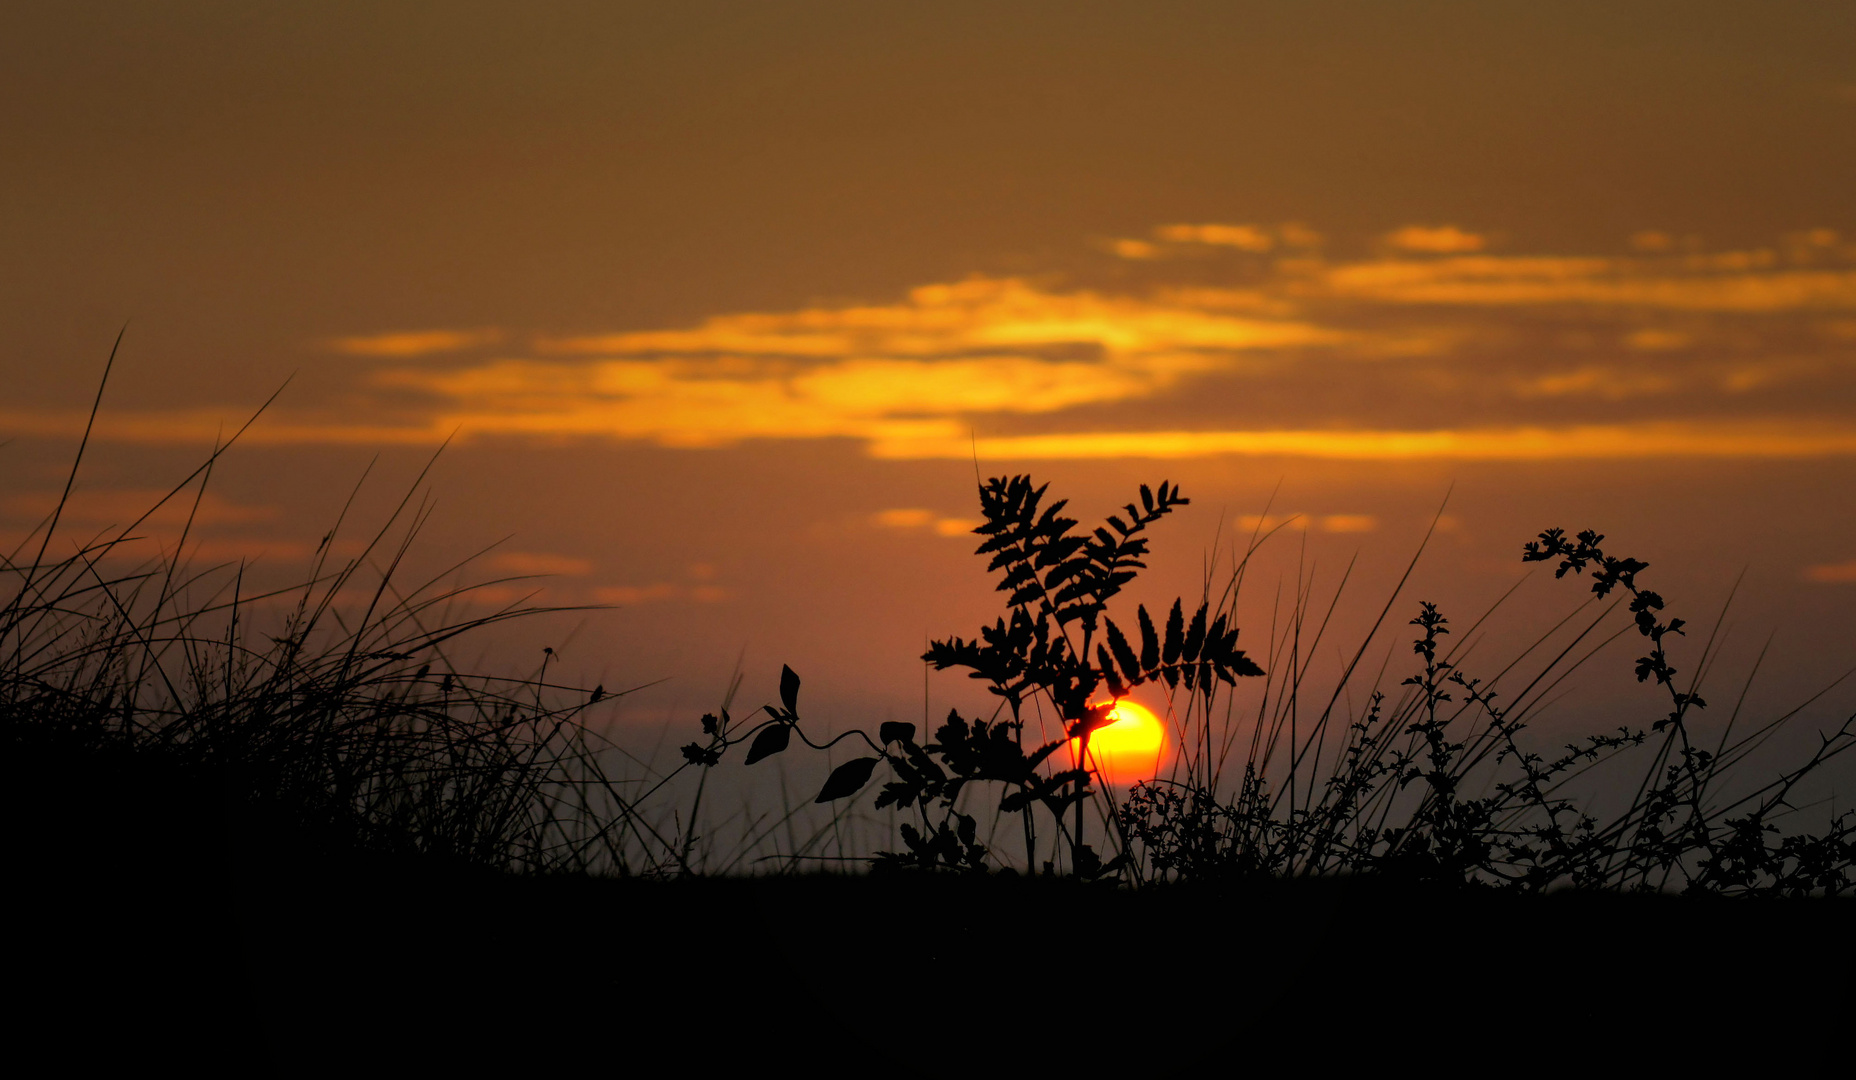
<box><xmin>12</xmin><ymin>768</ymin><xmax>1850</xmax><ymax>1077</ymax></box>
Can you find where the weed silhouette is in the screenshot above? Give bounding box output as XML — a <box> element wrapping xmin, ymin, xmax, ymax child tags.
<box><xmin>692</xmin><ymin>474</ymin><xmax>1854</xmax><ymax>894</ymax></box>
<box><xmin>685</xmin><ymin>475</ymin><xmax>1266</xmax><ymax>878</ymax></box>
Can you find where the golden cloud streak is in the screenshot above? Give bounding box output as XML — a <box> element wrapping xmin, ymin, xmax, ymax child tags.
<box><xmin>13</xmin><ymin>237</ymin><xmax>1856</xmax><ymax>467</ymax></box>
<box><xmin>1383</xmin><ymin>225</ymin><xmax>1487</xmax><ymax>253</ymax></box>
<box><xmin>1315</xmin><ymin>256</ymin><xmax>1856</xmax><ymax>311</ymax></box>
<box><xmin>487</xmin><ymin>551</ymin><xmax>594</xmax><ymax>576</ymax></box>
<box><xmin>10</xmin><ymin>406</ymin><xmax>1856</xmax><ymax>466</ymax></box>
<box><xmin>0</xmin><ymin>409</ymin><xmax>451</xmax><ymax>445</ymax></box>
<box><xmin>1805</xmin><ymin>559</ymin><xmax>1856</xmax><ymax>584</ymax></box>
<box><xmin>536</xmin><ymin>278</ymin><xmax>1338</xmax><ymax>356</ymax></box>
<box><xmin>867</xmin><ymin>424</ymin><xmax>1856</xmax><ymax>461</ymax></box>
<box><xmin>1155</xmin><ymin>223</ymin><xmax>1276</xmax><ymax>251</ymax></box>
<box><xmin>2</xmin><ymin>489</ymin><xmax>278</xmax><ymax>526</ymax></box>
<box><xmin>329</xmin><ymin>329</ymin><xmax>503</xmax><ymax>357</ymax></box>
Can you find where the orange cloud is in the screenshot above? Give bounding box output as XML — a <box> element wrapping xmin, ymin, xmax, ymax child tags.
<box><xmin>1154</xmin><ymin>223</ymin><xmax>1276</xmax><ymax>252</ymax></box>
<box><xmin>867</xmin><ymin>422</ymin><xmax>1856</xmax><ymax>461</ymax></box>
<box><xmin>487</xmin><ymin>551</ymin><xmax>594</xmax><ymax>576</ymax></box>
<box><xmin>593</xmin><ymin>583</ymin><xmax>680</xmax><ymax>605</ymax></box>
<box><xmin>1320</xmin><ymin>514</ymin><xmax>1379</xmax><ymax>533</ymax></box>
<box><xmin>1384</xmin><ymin>225</ymin><xmax>1487</xmax><ymax>253</ymax></box>
<box><xmin>933</xmin><ymin>517</ymin><xmax>984</xmax><ymax>536</ymax></box>
<box><xmin>874</xmin><ymin>508</ymin><xmax>986</xmax><ymax>537</ymax></box>
<box><xmin>1804</xmin><ymin>559</ymin><xmax>1856</xmax><ymax>584</ymax></box>
<box><xmin>592</xmin><ymin>582</ymin><xmax>729</xmax><ymax>605</ymax></box>
<box><xmin>1514</xmin><ymin>367</ymin><xmax>1676</xmax><ymax>400</ymax></box>
<box><xmin>329</xmin><ymin>329</ymin><xmax>503</xmax><ymax>357</ymax></box>
<box><xmin>2</xmin><ymin>488</ymin><xmax>278</xmax><ymax>527</ymax></box>
<box><xmin>12</xmin><ymin>229</ymin><xmax>1856</xmax><ymax>467</ymax></box>
<box><xmin>1623</xmin><ymin>329</ymin><xmax>1692</xmax><ymax>351</ymax></box>
<box><xmin>0</xmin><ymin>408</ymin><xmax>449</xmax><ymax>445</ymax></box>
<box><xmin>873</xmin><ymin>508</ymin><xmax>935</xmax><ymax>529</ymax></box>
<box><xmin>349</xmin><ymin>278</ymin><xmax>1343</xmax><ymax>450</ymax></box>
<box><xmin>178</xmin><ymin>538</ymin><xmax>314</xmax><ymax>563</ymax></box>
<box><xmin>1110</xmin><ymin>238</ymin><xmax>1162</xmax><ymax>260</ymax></box>
<box><xmin>1230</xmin><ymin>513</ymin><xmax>1377</xmax><ymax>535</ymax></box>
<box><xmin>536</xmin><ymin>277</ymin><xmax>1334</xmax><ymax>358</ymax></box>
<box><xmin>1313</xmin><ymin>254</ymin><xmax>1856</xmax><ymax>311</ymax></box>
<box><xmin>1236</xmin><ymin>513</ymin><xmax>1304</xmax><ymax>533</ymax></box>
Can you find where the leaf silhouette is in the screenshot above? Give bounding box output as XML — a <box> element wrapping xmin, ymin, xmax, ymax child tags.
<box><xmin>1097</xmin><ymin>644</ymin><xmax>1127</xmax><ymax>698</ymax></box>
<box><xmin>779</xmin><ymin>665</ymin><xmax>801</xmax><ymax>717</ymax></box>
<box><xmin>879</xmin><ymin>720</ymin><xmax>916</xmax><ymax>745</ymax></box>
<box><xmin>1182</xmin><ymin>603</ymin><xmax>1207</xmax><ymax>663</ymax></box>
<box><xmin>815</xmin><ymin>756</ymin><xmax>880</xmax><ymax>802</ymax></box>
<box><xmin>1162</xmin><ymin>599</ymin><xmax>1183</xmax><ymax>666</ymax></box>
<box><xmin>1138</xmin><ymin>605</ymin><xmax>1159</xmax><ymax>672</ymax></box>
<box><xmin>743</xmin><ymin>722</ymin><xmax>791</xmax><ymax>765</ymax></box>
<box><xmin>1105</xmin><ymin>618</ymin><xmax>1140</xmax><ymax>684</ymax></box>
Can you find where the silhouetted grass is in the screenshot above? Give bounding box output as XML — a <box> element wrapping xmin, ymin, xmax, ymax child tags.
<box><xmin>1</xmin><ymin>351</ymin><xmax>685</xmax><ymax>878</ymax></box>
<box><xmin>8</xmin><ymin>349</ymin><xmax>1850</xmax><ymax>896</ymax></box>
<box><xmin>9</xmin><ymin>356</ymin><xmax>1853</xmax><ymax>1073</ymax></box>
<box><xmin>698</xmin><ymin>475</ymin><xmax>1855</xmax><ymax>896</ymax></box>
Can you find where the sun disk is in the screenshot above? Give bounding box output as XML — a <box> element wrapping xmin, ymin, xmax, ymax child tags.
<box><xmin>1068</xmin><ymin>699</ymin><xmax>1167</xmax><ymax>784</ymax></box>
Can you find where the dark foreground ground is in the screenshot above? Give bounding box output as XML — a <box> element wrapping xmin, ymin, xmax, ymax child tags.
<box><xmin>10</xmin><ymin>769</ymin><xmax>1853</xmax><ymax>1076</ymax></box>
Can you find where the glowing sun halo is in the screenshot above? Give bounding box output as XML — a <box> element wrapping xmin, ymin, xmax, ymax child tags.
<box><xmin>1068</xmin><ymin>700</ymin><xmax>1167</xmax><ymax>784</ymax></box>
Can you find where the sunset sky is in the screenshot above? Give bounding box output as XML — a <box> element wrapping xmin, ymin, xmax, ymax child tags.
<box><xmin>5</xmin><ymin>2</ymin><xmax>1854</xmax><ymax>755</ymax></box>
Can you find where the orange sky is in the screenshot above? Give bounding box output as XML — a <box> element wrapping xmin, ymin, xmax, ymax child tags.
<box><xmin>4</xmin><ymin>3</ymin><xmax>1854</xmax><ymax>760</ymax></box>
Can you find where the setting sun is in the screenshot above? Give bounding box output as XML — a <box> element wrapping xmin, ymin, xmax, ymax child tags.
<box><xmin>1069</xmin><ymin>700</ymin><xmax>1168</xmax><ymax>785</ymax></box>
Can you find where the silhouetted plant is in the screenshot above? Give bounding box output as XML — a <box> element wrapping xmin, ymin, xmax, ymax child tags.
<box><xmin>684</xmin><ymin>475</ymin><xmax>1266</xmax><ymax>877</ymax></box>
<box><xmin>1114</xmin><ymin>525</ymin><xmax>1855</xmax><ymax>895</ymax></box>
<box><xmin>690</xmin><ymin>473</ymin><xmax>1852</xmax><ymax>894</ymax></box>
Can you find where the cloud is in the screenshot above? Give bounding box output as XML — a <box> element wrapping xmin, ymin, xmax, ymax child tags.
<box><xmin>873</xmin><ymin>508</ymin><xmax>986</xmax><ymax>536</ymax></box>
<box><xmin>1623</xmin><ymin>329</ymin><xmax>1692</xmax><ymax>352</ymax></box>
<box><xmin>1319</xmin><ymin>514</ymin><xmax>1378</xmax><ymax>533</ymax></box>
<box><xmin>13</xmin><ymin>227</ymin><xmax>1856</xmax><ymax>466</ymax></box>
<box><xmin>873</xmin><ymin>509</ymin><xmax>935</xmax><ymax>529</ymax></box>
<box><xmin>933</xmin><ymin>517</ymin><xmax>985</xmax><ymax>536</ymax></box>
<box><xmin>866</xmin><ymin>422</ymin><xmax>1856</xmax><ymax>461</ymax></box>
<box><xmin>592</xmin><ymin>582</ymin><xmax>728</xmax><ymax>605</ymax></box>
<box><xmin>0</xmin><ymin>489</ymin><xmax>307</xmax><ymax>569</ymax></box>
<box><xmin>487</xmin><ymin>551</ymin><xmax>594</xmax><ymax>576</ymax></box>
<box><xmin>1154</xmin><ymin>223</ymin><xmax>1276</xmax><ymax>252</ymax></box>
<box><xmin>592</xmin><ymin>583</ymin><xmax>680</xmax><ymax>605</ymax></box>
<box><xmin>329</xmin><ymin>329</ymin><xmax>503</xmax><ymax>357</ymax></box>
<box><xmin>0</xmin><ymin>408</ymin><xmax>449</xmax><ymax>445</ymax></box>
<box><xmin>177</xmin><ymin>538</ymin><xmax>314</xmax><ymax>562</ymax></box>
<box><xmin>536</xmin><ymin>277</ymin><xmax>1334</xmax><ymax>358</ymax></box>
<box><xmin>1514</xmin><ymin>367</ymin><xmax>1676</xmax><ymax>400</ymax></box>
<box><xmin>1311</xmin><ymin>254</ymin><xmax>1856</xmax><ymax>311</ymax></box>
<box><xmin>1384</xmin><ymin>225</ymin><xmax>1487</xmax><ymax>254</ymax></box>
<box><xmin>1236</xmin><ymin>514</ymin><xmax>1303</xmax><ymax>533</ymax></box>
<box><xmin>1805</xmin><ymin>559</ymin><xmax>1856</xmax><ymax>584</ymax></box>
<box><xmin>2</xmin><ymin>488</ymin><xmax>278</xmax><ymax>527</ymax></box>
<box><xmin>355</xmin><ymin>277</ymin><xmax>1342</xmax><ymax>450</ymax></box>
<box><xmin>1109</xmin><ymin>238</ymin><xmax>1162</xmax><ymax>260</ymax></box>
<box><xmin>1231</xmin><ymin>513</ymin><xmax>1376</xmax><ymax>535</ymax></box>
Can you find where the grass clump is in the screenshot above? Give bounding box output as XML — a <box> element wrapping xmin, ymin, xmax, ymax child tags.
<box><xmin>1</xmin><ymin>362</ymin><xmax>676</xmax><ymax>876</ymax></box>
